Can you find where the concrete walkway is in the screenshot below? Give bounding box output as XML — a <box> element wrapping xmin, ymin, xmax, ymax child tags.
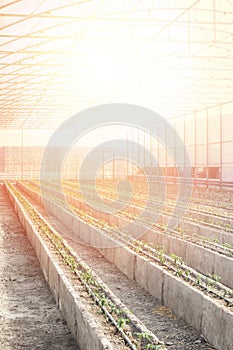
<box><xmin>0</xmin><ymin>184</ymin><xmax>78</xmax><ymax>350</ymax></box>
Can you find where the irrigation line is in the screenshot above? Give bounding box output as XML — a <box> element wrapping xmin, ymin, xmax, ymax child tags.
<box><xmin>75</xmin><ymin>271</ymin><xmax>137</xmax><ymax>350</ymax></box>
<box><xmin>15</xmin><ymin>182</ymin><xmax>233</xmax><ymax>306</ymax></box>
<box><xmin>122</xmin><ymin>235</ymin><xmax>233</xmax><ymax>306</ymax></box>
<box><xmin>120</xmin><ymin>210</ymin><xmax>233</xmax><ymax>257</ymax></box>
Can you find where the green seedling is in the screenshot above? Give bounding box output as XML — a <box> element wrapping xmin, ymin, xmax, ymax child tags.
<box><xmin>176</xmin><ymin>227</ymin><xmax>183</xmax><ymax>235</ymax></box>
<box><xmin>208</xmin><ymin>273</ymin><xmax>221</xmax><ymax>283</ymax></box>
<box><xmin>177</xmin><ymin>269</ymin><xmax>183</xmax><ymax>277</ymax></box>
<box><xmin>146</xmin><ymin>345</ymin><xmax>157</xmax><ymax>350</ymax></box>
<box><xmin>81</xmin><ymin>271</ymin><xmax>94</xmax><ymax>284</ymax></box>
<box><xmin>146</xmin><ymin>345</ymin><xmax>166</xmax><ymax>350</ymax></box>
<box><xmin>99</xmin><ymin>297</ymin><xmax>109</xmax><ymax>307</ymax></box>
<box><xmin>117</xmin><ymin>317</ymin><xmax>129</xmax><ymax>329</ymax></box>
<box><xmin>109</xmin><ymin>303</ymin><xmax>122</xmax><ymax>316</ymax></box>
<box><xmin>135</xmin><ymin>332</ymin><xmax>151</xmax><ymax>342</ymax></box>
<box><xmin>170</xmin><ymin>253</ymin><xmax>183</xmax><ymax>266</ymax></box>
<box><xmin>204</xmin><ymin>277</ymin><xmax>215</xmax><ymax>291</ymax></box>
<box><xmin>222</xmin><ymin>243</ymin><xmax>233</xmax><ymax>249</ymax></box>
<box><xmin>158</xmin><ymin>252</ymin><xmax>166</xmax><ymax>264</ymax></box>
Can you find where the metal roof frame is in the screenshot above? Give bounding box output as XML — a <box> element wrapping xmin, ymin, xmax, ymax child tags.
<box><xmin>0</xmin><ymin>0</ymin><xmax>233</xmax><ymax>129</ymax></box>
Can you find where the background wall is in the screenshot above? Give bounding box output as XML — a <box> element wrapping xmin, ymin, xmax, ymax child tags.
<box><xmin>0</xmin><ymin>102</ymin><xmax>232</xmax><ymax>182</ymax></box>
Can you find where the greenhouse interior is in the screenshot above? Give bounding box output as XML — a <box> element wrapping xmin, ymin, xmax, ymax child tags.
<box><xmin>0</xmin><ymin>1</ymin><xmax>233</xmax><ymax>350</ymax></box>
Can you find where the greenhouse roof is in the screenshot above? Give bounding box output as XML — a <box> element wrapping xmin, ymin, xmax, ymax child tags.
<box><xmin>0</xmin><ymin>0</ymin><xmax>233</xmax><ymax>129</ymax></box>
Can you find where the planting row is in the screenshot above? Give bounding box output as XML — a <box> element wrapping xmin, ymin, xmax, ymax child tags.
<box><xmin>13</xmin><ymin>180</ymin><xmax>232</xmax><ymax>349</ymax></box>
<box><xmin>64</xmin><ymin>178</ymin><xmax>233</xmax><ymax>213</ymax></box>
<box><xmin>37</xmin><ymin>180</ymin><xmax>233</xmax><ymax>261</ymax></box>
<box><xmin>22</xmin><ymin>180</ymin><xmax>233</xmax><ymax>289</ymax></box>
<box><xmin>6</xmin><ymin>181</ymin><xmax>166</xmax><ymax>350</ymax></box>
<box><xmin>62</xmin><ymin>180</ymin><xmax>233</xmax><ymax>227</ymax></box>
<box><xmin>29</xmin><ymin>180</ymin><xmax>233</xmax><ymax>246</ymax></box>
<box><xmin>60</xmin><ymin>180</ymin><xmax>233</xmax><ymax>246</ymax></box>
<box><xmin>15</xmin><ymin>184</ymin><xmax>215</xmax><ymax>349</ymax></box>
<box><xmin>31</xmin><ymin>178</ymin><xmax>233</xmax><ymax>226</ymax></box>
<box><xmin>13</xmin><ymin>180</ymin><xmax>233</xmax><ymax>350</ymax></box>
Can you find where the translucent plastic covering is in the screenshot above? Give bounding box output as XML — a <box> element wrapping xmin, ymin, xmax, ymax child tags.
<box><xmin>0</xmin><ymin>0</ymin><xmax>233</xmax><ymax>129</ymax></box>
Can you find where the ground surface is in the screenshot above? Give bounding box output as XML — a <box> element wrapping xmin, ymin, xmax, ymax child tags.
<box><xmin>0</xmin><ymin>185</ymin><xmax>78</xmax><ymax>350</ymax></box>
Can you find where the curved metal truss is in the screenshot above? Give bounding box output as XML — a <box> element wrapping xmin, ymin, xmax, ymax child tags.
<box><xmin>0</xmin><ymin>0</ymin><xmax>233</xmax><ymax>129</ymax></box>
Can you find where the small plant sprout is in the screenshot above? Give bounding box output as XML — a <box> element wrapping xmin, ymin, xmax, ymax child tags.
<box><xmin>177</xmin><ymin>269</ymin><xmax>183</xmax><ymax>278</ymax></box>
<box><xmin>223</xmin><ymin>242</ymin><xmax>233</xmax><ymax>249</ymax></box>
<box><xmin>117</xmin><ymin>317</ymin><xmax>129</xmax><ymax>329</ymax></box>
<box><xmin>176</xmin><ymin>226</ymin><xmax>183</xmax><ymax>235</ymax></box>
<box><xmin>135</xmin><ymin>332</ymin><xmax>151</xmax><ymax>342</ymax></box>
<box><xmin>170</xmin><ymin>253</ymin><xmax>183</xmax><ymax>266</ymax></box>
<box><xmin>158</xmin><ymin>251</ymin><xmax>166</xmax><ymax>264</ymax></box>
<box><xmin>99</xmin><ymin>297</ymin><xmax>108</xmax><ymax>307</ymax></box>
<box><xmin>146</xmin><ymin>345</ymin><xmax>157</xmax><ymax>350</ymax></box>
<box><xmin>204</xmin><ymin>277</ymin><xmax>214</xmax><ymax>291</ymax></box>
<box><xmin>81</xmin><ymin>270</ymin><xmax>94</xmax><ymax>284</ymax></box>
<box><xmin>208</xmin><ymin>273</ymin><xmax>221</xmax><ymax>284</ymax></box>
<box><xmin>109</xmin><ymin>303</ymin><xmax>122</xmax><ymax>316</ymax></box>
<box><xmin>63</xmin><ymin>255</ymin><xmax>78</xmax><ymax>272</ymax></box>
<box><xmin>146</xmin><ymin>344</ymin><xmax>166</xmax><ymax>350</ymax></box>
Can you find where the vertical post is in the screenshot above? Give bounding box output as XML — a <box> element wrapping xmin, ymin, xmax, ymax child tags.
<box><xmin>173</xmin><ymin>118</ymin><xmax>176</xmax><ymax>184</ymax></box>
<box><xmin>21</xmin><ymin>130</ymin><xmax>24</xmax><ymax>180</ymax></box>
<box><xmin>194</xmin><ymin>112</ymin><xmax>197</xmax><ymax>187</ymax></box>
<box><xmin>213</xmin><ymin>0</ymin><xmax>216</xmax><ymax>42</ymax></box>
<box><xmin>103</xmin><ymin>150</ymin><xmax>104</xmax><ymax>180</ymax></box>
<box><xmin>173</xmin><ymin>118</ymin><xmax>176</xmax><ymax>185</ymax></box>
<box><xmin>113</xmin><ymin>151</ymin><xmax>115</xmax><ymax>181</ymax></box>
<box><xmin>157</xmin><ymin>122</ymin><xmax>160</xmax><ymax>184</ymax></box>
<box><xmin>206</xmin><ymin>109</ymin><xmax>209</xmax><ymax>188</ymax></box>
<box><xmin>188</xmin><ymin>9</ymin><xmax>191</xmax><ymax>51</ymax></box>
<box><xmin>138</xmin><ymin>127</ymin><xmax>140</xmax><ymax>166</ymax></box>
<box><xmin>76</xmin><ymin>147</ymin><xmax>78</xmax><ymax>180</ymax></box>
<box><xmin>132</xmin><ymin>128</ymin><xmax>134</xmax><ymax>177</ymax></box>
<box><xmin>138</xmin><ymin>127</ymin><xmax>140</xmax><ymax>181</ymax></box>
<box><xmin>143</xmin><ymin>126</ymin><xmax>146</xmax><ymax>168</ymax></box>
<box><xmin>183</xmin><ymin>116</ymin><xmax>186</xmax><ymax>186</ymax></box>
<box><xmin>126</xmin><ymin>130</ymin><xmax>129</xmax><ymax>179</ymax></box>
<box><xmin>150</xmin><ymin>123</ymin><xmax>152</xmax><ymax>169</ymax></box>
<box><xmin>220</xmin><ymin>105</ymin><xmax>223</xmax><ymax>189</ymax></box>
<box><xmin>165</xmin><ymin>120</ymin><xmax>168</xmax><ymax>181</ymax></box>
